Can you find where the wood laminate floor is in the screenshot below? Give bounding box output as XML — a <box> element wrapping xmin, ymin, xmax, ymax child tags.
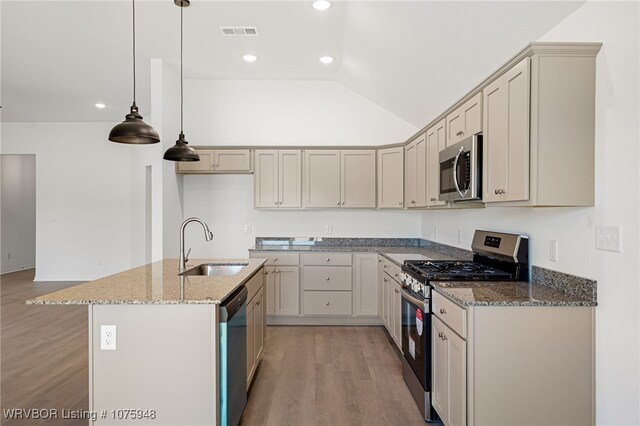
<box><xmin>242</xmin><ymin>326</ymin><xmax>426</xmax><ymax>426</ymax></box>
<box><xmin>1</xmin><ymin>270</ymin><xmax>88</xmax><ymax>425</ymax></box>
<box><xmin>2</xmin><ymin>270</ymin><xmax>425</xmax><ymax>426</ymax></box>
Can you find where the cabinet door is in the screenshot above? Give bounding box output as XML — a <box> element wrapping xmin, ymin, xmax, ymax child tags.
<box><xmin>176</xmin><ymin>149</ymin><xmax>215</xmax><ymax>172</ymax></box>
<box><xmin>214</xmin><ymin>149</ymin><xmax>252</xmax><ymax>172</ymax></box>
<box><xmin>382</xmin><ymin>275</ymin><xmax>390</xmax><ymax>332</ymax></box>
<box><xmin>432</xmin><ymin>316</ymin><xmax>449</xmax><ymax>424</ymax></box>
<box><xmin>275</xmin><ymin>266</ymin><xmax>300</xmax><ymax>316</ymax></box>
<box><xmin>377</xmin><ymin>147</ymin><xmax>404</xmax><ymax>208</ymax></box>
<box><xmin>448</xmin><ymin>331</ymin><xmax>467</xmax><ymax>426</ymax></box>
<box><xmin>393</xmin><ymin>281</ymin><xmax>402</xmax><ymax>348</ymax></box>
<box><xmin>264</xmin><ymin>267</ymin><xmax>275</xmax><ymax>315</ymax></box>
<box><xmin>415</xmin><ymin>135</ymin><xmax>427</xmax><ymax>207</ymax></box>
<box><xmin>483</xmin><ymin>57</ymin><xmax>530</xmax><ymax>203</ymax></box>
<box><xmin>353</xmin><ymin>253</ymin><xmax>379</xmax><ymax>316</ymax></box>
<box><xmin>246</xmin><ymin>298</ymin><xmax>256</xmax><ymax>388</ymax></box>
<box><xmin>254</xmin><ymin>288</ymin><xmax>265</xmax><ymax>362</ymax></box>
<box><xmin>279</xmin><ymin>150</ymin><xmax>302</xmax><ymax>208</ymax></box>
<box><xmin>254</xmin><ymin>150</ymin><xmax>279</xmax><ymax>208</ymax></box>
<box><xmin>405</xmin><ymin>141</ymin><xmax>417</xmax><ymax>207</ymax></box>
<box><xmin>303</xmin><ymin>150</ymin><xmax>341</xmax><ymax>208</ymax></box>
<box><xmin>341</xmin><ymin>150</ymin><xmax>376</xmax><ymax>208</ymax></box>
<box><xmin>446</xmin><ymin>92</ymin><xmax>482</xmax><ymax>146</ymax></box>
<box><xmin>426</xmin><ymin>119</ymin><xmax>447</xmax><ymax>207</ymax></box>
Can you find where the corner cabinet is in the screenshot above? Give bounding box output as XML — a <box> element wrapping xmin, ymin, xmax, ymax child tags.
<box><xmin>254</xmin><ymin>149</ymin><xmax>302</xmax><ymax>208</ymax></box>
<box><xmin>176</xmin><ymin>149</ymin><xmax>252</xmax><ymax>174</ymax></box>
<box><xmin>405</xmin><ymin>133</ymin><xmax>427</xmax><ymax>208</ymax></box>
<box><xmin>379</xmin><ymin>256</ymin><xmax>402</xmax><ymax>350</ymax></box>
<box><xmin>377</xmin><ymin>147</ymin><xmax>404</xmax><ymax>209</ymax></box>
<box><xmin>303</xmin><ymin>149</ymin><xmax>376</xmax><ymax>208</ymax></box>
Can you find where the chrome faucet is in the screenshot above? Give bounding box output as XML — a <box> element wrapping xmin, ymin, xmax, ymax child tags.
<box><xmin>179</xmin><ymin>217</ymin><xmax>214</xmax><ymax>273</ymax></box>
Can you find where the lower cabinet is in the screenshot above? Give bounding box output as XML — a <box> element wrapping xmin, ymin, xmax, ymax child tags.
<box><xmin>246</xmin><ymin>275</ymin><xmax>266</xmax><ymax>389</ymax></box>
<box><xmin>274</xmin><ymin>266</ymin><xmax>300</xmax><ymax>316</ymax></box>
<box><xmin>432</xmin><ymin>315</ymin><xmax>467</xmax><ymax>426</ymax></box>
<box><xmin>380</xmin><ymin>255</ymin><xmax>402</xmax><ymax>351</ymax></box>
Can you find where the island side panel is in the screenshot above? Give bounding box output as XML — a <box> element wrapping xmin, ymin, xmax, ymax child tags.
<box><xmin>469</xmin><ymin>306</ymin><xmax>595</xmax><ymax>426</ymax></box>
<box><xmin>90</xmin><ymin>304</ymin><xmax>218</xmax><ymax>425</ymax></box>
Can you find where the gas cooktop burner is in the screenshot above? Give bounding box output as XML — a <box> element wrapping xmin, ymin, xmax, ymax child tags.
<box><xmin>403</xmin><ymin>260</ymin><xmax>512</xmax><ymax>280</ymax></box>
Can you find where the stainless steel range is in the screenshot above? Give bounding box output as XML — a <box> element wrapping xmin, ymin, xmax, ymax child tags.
<box><xmin>398</xmin><ymin>230</ymin><xmax>529</xmax><ymax>422</ymax></box>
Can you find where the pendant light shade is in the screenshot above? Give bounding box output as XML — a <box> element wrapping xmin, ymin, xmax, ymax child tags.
<box><xmin>109</xmin><ymin>0</ymin><xmax>159</xmax><ymax>145</ymax></box>
<box><xmin>109</xmin><ymin>103</ymin><xmax>160</xmax><ymax>144</ymax></box>
<box><xmin>164</xmin><ymin>1</ymin><xmax>199</xmax><ymax>162</ymax></box>
<box><xmin>163</xmin><ymin>133</ymin><xmax>199</xmax><ymax>161</ymax></box>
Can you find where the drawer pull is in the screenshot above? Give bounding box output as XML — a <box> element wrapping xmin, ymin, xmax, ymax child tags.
<box><xmin>438</xmin><ymin>332</ymin><xmax>444</xmax><ymax>338</ymax></box>
<box><xmin>395</xmin><ymin>273</ymin><xmax>399</xmax><ymax>278</ymax></box>
<box><xmin>325</xmin><ymin>301</ymin><xmax>330</xmax><ymax>306</ymax></box>
<box><xmin>256</xmin><ymin>300</ymin><xmax>261</xmax><ymax>306</ymax></box>
<box><xmin>430</xmin><ymin>198</ymin><xmax>437</xmax><ymax>202</ymax></box>
<box><xmin>264</xmin><ymin>271</ymin><xmax>269</xmax><ymax>275</ymax></box>
<box><xmin>456</xmin><ymin>131</ymin><xmax>464</xmax><ymax>136</ymax></box>
<box><xmin>273</xmin><ymin>258</ymin><xmax>278</xmax><ymax>261</ymax></box>
<box><xmin>326</xmin><ymin>277</ymin><xmax>330</xmax><ymax>281</ymax></box>
<box><xmin>398</xmin><ymin>201</ymin><xmax>403</xmax><ymax>206</ymax></box>
<box><xmin>395</xmin><ymin>289</ymin><xmax>399</xmax><ymax>294</ymax></box>
<box><xmin>384</xmin><ymin>278</ymin><xmax>388</xmax><ymax>283</ymax></box>
<box><xmin>440</xmin><ymin>308</ymin><xmax>447</xmax><ymax>314</ymax></box>
<box><xmin>326</xmin><ymin>258</ymin><xmax>330</xmax><ymax>262</ymax></box>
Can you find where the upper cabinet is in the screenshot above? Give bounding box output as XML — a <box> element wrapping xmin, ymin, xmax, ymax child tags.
<box><xmin>255</xmin><ymin>149</ymin><xmax>302</xmax><ymax>208</ymax></box>
<box><xmin>446</xmin><ymin>92</ymin><xmax>483</xmax><ymax>147</ymax></box>
<box><xmin>426</xmin><ymin>119</ymin><xmax>447</xmax><ymax>207</ymax></box>
<box><xmin>303</xmin><ymin>149</ymin><xmax>375</xmax><ymax>208</ymax></box>
<box><xmin>483</xmin><ymin>57</ymin><xmax>530</xmax><ymax>203</ymax></box>
<box><xmin>176</xmin><ymin>148</ymin><xmax>252</xmax><ymax>174</ymax></box>
<box><xmin>377</xmin><ymin>147</ymin><xmax>404</xmax><ymax>209</ymax></box>
<box><xmin>405</xmin><ymin>133</ymin><xmax>427</xmax><ymax>208</ymax></box>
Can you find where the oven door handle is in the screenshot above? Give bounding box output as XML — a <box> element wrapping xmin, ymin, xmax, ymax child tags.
<box><xmin>452</xmin><ymin>146</ymin><xmax>468</xmax><ymax>199</ymax></box>
<box><xmin>401</xmin><ymin>287</ymin><xmax>429</xmax><ymax>313</ymax></box>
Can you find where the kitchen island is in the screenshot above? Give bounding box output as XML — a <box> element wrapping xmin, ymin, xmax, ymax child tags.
<box><xmin>28</xmin><ymin>258</ymin><xmax>266</xmax><ymax>426</ymax></box>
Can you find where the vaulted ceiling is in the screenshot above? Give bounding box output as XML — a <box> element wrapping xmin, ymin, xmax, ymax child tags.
<box><xmin>1</xmin><ymin>1</ymin><xmax>584</xmax><ymax>125</ymax></box>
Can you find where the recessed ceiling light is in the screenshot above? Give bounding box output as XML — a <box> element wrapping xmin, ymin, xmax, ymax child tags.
<box><xmin>319</xmin><ymin>56</ymin><xmax>335</xmax><ymax>64</ymax></box>
<box><xmin>312</xmin><ymin>0</ymin><xmax>332</xmax><ymax>11</ymax></box>
<box><xmin>95</xmin><ymin>103</ymin><xmax>107</xmax><ymax>109</ymax></box>
<box><xmin>242</xmin><ymin>54</ymin><xmax>258</xmax><ymax>63</ymax></box>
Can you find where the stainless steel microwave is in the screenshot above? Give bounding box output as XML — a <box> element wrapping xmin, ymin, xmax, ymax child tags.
<box><xmin>439</xmin><ymin>134</ymin><xmax>482</xmax><ymax>202</ymax></box>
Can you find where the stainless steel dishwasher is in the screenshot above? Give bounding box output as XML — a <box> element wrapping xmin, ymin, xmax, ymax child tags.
<box><xmin>219</xmin><ymin>286</ymin><xmax>248</xmax><ymax>426</ymax></box>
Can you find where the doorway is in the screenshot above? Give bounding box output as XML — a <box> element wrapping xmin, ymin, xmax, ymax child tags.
<box><xmin>1</xmin><ymin>154</ymin><xmax>36</xmax><ymax>275</ymax></box>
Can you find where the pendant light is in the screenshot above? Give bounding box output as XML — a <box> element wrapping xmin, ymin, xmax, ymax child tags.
<box><xmin>163</xmin><ymin>0</ymin><xmax>199</xmax><ymax>162</ymax></box>
<box><xmin>109</xmin><ymin>0</ymin><xmax>160</xmax><ymax>145</ymax></box>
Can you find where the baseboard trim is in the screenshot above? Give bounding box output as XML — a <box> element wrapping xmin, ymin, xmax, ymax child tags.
<box><xmin>1</xmin><ymin>265</ymin><xmax>35</xmax><ymax>275</ymax></box>
<box><xmin>267</xmin><ymin>315</ymin><xmax>383</xmax><ymax>326</ymax></box>
<box><xmin>33</xmin><ymin>275</ymin><xmax>92</xmax><ymax>282</ymax></box>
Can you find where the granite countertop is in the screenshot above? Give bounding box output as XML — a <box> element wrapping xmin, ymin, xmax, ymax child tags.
<box><xmin>432</xmin><ymin>280</ymin><xmax>596</xmax><ymax>307</ymax></box>
<box><xmin>27</xmin><ymin>258</ymin><xmax>266</xmax><ymax>305</ymax></box>
<box><xmin>250</xmin><ymin>244</ymin><xmax>458</xmax><ymax>262</ymax></box>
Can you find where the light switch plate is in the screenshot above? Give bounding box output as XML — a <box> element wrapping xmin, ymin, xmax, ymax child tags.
<box><xmin>549</xmin><ymin>240</ymin><xmax>558</xmax><ymax>262</ymax></box>
<box><xmin>244</xmin><ymin>224</ymin><xmax>252</xmax><ymax>234</ymax></box>
<box><xmin>595</xmin><ymin>225</ymin><xmax>621</xmax><ymax>253</ymax></box>
<box><xmin>325</xmin><ymin>225</ymin><xmax>333</xmax><ymax>234</ymax></box>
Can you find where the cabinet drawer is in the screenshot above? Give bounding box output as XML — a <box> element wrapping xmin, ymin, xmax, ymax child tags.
<box><xmin>250</xmin><ymin>252</ymin><xmax>300</xmax><ymax>266</ymax></box>
<box><xmin>245</xmin><ymin>267</ymin><xmax>265</xmax><ymax>303</ymax></box>
<box><xmin>381</xmin><ymin>257</ymin><xmax>402</xmax><ymax>282</ymax></box>
<box><xmin>302</xmin><ymin>253</ymin><xmax>352</xmax><ymax>266</ymax></box>
<box><xmin>303</xmin><ymin>291</ymin><xmax>352</xmax><ymax>316</ymax></box>
<box><xmin>433</xmin><ymin>291</ymin><xmax>467</xmax><ymax>338</ymax></box>
<box><xmin>303</xmin><ymin>266</ymin><xmax>352</xmax><ymax>291</ymax></box>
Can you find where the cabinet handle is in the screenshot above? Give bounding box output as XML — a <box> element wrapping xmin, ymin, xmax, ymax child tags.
<box><xmin>264</xmin><ymin>271</ymin><xmax>269</xmax><ymax>275</ymax></box>
<box><xmin>456</xmin><ymin>131</ymin><xmax>464</xmax><ymax>136</ymax></box>
<box><xmin>383</xmin><ymin>265</ymin><xmax>387</xmax><ymax>268</ymax></box>
<box><xmin>411</xmin><ymin>200</ymin><xmax>416</xmax><ymax>204</ymax></box>
<box><xmin>430</xmin><ymin>198</ymin><xmax>437</xmax><ymax>202</ymax></box>
<box><xmin>395</xmin><ymin>273</ymin><xmax>399</xmax><ymax>277</ymax></box>
<box><xmin>210</xmin><ymin>164</ymin><xmax>215</xmax><ymax>169</ymax></box>
<box><xmin>325</xmin><ymin>301</ymin><xmax>330</xmax><ymax>306</ymax></box>
<box><xmin>438</xmin><ymin>332</ymin><xmax>444</xmax><ymax>338</ymax></box>
<box><xmin>442</xmin><ymin>334</ymin><xmax>448</xmax><ymax>341</ymax></box>
<box><xmin>398</xmin><ymin>201</ymin><xmax>403</xmax><ymax>206</ymax></box>
<box><xmin>440</xmin><ymin>308</ymin><xmax>447</xmax><ymax>314</ymax></box>
<box><xmin>378</xmin><ymin>259</ymin><xmax>382</xmax><ymax>263</ymax></box>
<box><xmin>326</xmin><ymin>258</ymin><xmax>330</xmax><ymax>262</ymax></box>
<box><xmin>274</xmin><ymin>201</ymin><xmax>279</xmax><ymax>205</ymax></box>
<box><xmin>495</xmin><ymin>189</ymin><xmax>505</xmax><ymax>195</ymax></box>
<box><xmin>256</xmin><ymin>300</ymin><xmax>261</xmax><ymax>306</ymax></box>
<box><xmin>279</xmin><ymin>201</ymin><xmax>283</xmax><ymax>205</ymax></box>
<box><xmin>337</xmin><ymin>201</ymin><xmax>341</xmax><ymax>206</ymax></box>
<box><xmin>395</xmin><ymin>289</ymin><xmax>399</xmax><ymax>294</ymax></box>
<box><xmin>384</xmin><ymin>278</ymin><xmax>388</xmax><ymax>283</ymax></box>
<box><xmin>273</xmin><ymin>258</ymin><xmax>278</xmax><ymax>261</ymax></box>
<box><xmin>326</xmin><ymin>277</ymin><xmax>330</xmax><ymax>281</ymax></box>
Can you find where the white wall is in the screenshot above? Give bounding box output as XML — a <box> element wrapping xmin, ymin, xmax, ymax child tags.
<box><xmin>179</xmin><ymin>79</ymin><xmax>420</xmax><ymax>259</ymax></box>
<box><xmin>420</xmin><ymin>2</ymin><xmax>639</xmax><ymax>423</ymax></box>
<box><xmin>0</xmin><ymin>122</ymin><xmax>160</xmax><ymax>281</ymax></box>
<box><xmin>184</xmin><ymin>79</ymin><xmax>417</xmax><ymax>146</ymax></box>
<box><xmin>1</xmin><ymin>154</ymin><xmax>36</xmax><ymax>273</ymax></box>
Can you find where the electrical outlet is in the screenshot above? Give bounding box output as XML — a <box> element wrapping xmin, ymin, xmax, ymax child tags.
<box><xmin>433</xmin><ymin>227</ymin><xmax>437</xmax><ymax>239</ymax></box>
<box><xmin>325</xmin><ymin>225</ymin><xmax>333</xmax><ymax>234</ymax></box>
<box><xmin>100</xmin><ymin>325</ymin><xmax>117</xmax><ymax>351</ymax></box>
<box><xmin>457</xmin><ymin>229</ymin><xmax>462</xmax><ymax>244</ymax></box>
<box><xmin>5</xmin><ymin>253</ymin><xmax>10</xmax><ymax>260</ymax></box>
<box><xmin>549</xmin><ymin>240</ymin><xmax>558</xmax><ymax>262</ymax></box>
<box><xmin>244</xmin><ymin>224</ymin><xmax>252</xmax><ymax>234</ymax></box>
<box><xmin>595</xmin><ymin>225</ymin><xmax>621</xmax><ymax>252</ymax></box>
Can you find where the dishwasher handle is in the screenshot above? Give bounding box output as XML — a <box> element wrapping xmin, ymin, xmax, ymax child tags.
<box><xmin>220</xmin><ymin>286</ymin><xmax>248</xmax><ymax>322</ymax></box>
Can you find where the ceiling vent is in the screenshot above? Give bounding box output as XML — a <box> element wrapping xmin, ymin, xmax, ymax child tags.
<box><xmin>220</xmin><ymin>27</ymin><xmax>259</xmax><ymax>36</ymax></box>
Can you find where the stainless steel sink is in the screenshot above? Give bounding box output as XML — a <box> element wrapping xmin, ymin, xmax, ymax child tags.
<box><xmin>180</xmin><ymin>263</ymin><xmax>248</xmax><ymax>277</ymax></box>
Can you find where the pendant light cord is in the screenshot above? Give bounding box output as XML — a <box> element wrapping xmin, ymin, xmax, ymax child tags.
<box><xmin>180</xmin><ymin>5</ymin><xmax>184</xmax><ymax>134</ymax></box>
<box><xmin>132</xmin><ymin>0</ymin><xmax>137</xmax><ymax>105</ymax></box>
